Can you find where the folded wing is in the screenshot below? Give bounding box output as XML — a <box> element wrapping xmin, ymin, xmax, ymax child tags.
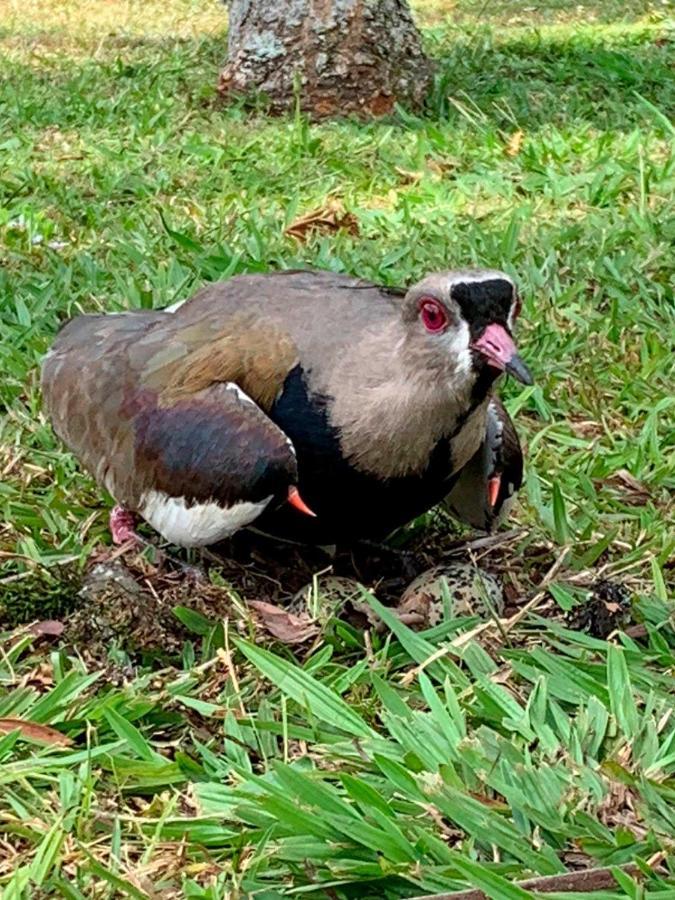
<box><xmin>41</xmin><ymin>311</ymin><xmax>300</xmax><ymax>546</ymax></box>
<box><xmin>444</xmin><ymin>396</ymin><xmax>523</xmax><ymax>531</ymax></box>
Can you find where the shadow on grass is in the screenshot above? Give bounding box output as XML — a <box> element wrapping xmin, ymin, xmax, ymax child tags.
<box><xmin>427</xmin><ymin>29</ymin><xmax>673</xmax><ymax>127</ymax></box>
<box><xmin>423</xmin><ymin>0</ymin><xmax>667</xmax><ymax>24</ymax></box>
<box><xmin>0</xmin><ymin>24</ymin><xmax>672</xmax><ymax>135</ymax></box>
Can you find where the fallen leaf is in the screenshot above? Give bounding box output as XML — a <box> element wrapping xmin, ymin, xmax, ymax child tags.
<box><xmin>425</xmin><ymin>157</ymin><xmax>455</xmax><ymax>177</ymax></box>
<box><xmin>29</xmin><ymin>619</ymin><xmax>65</xmax><ymax>638</ymax></box>
<box><xmin>569</xmin><ymin>417</ymin><xmax>603</xmax><ymax>438</ymax></box>
<box><xmin>505</xmin><ymin>129</ymin><xmax>524</xmax><ymax>157</ymax></box>
<box><xmin>18</xmin><ymin>661</ymin><xmax>55</xmax><ymax>692</ymax></box>
<box><xmin>285</xmin><ymin>200</ymin><xmax>359</xmax><ymax>241</ymax></box>
<box><xmin>248</xmin><ymin>601</ymin><xmax>319</xmax><ymax>645</ymax></box>
<box><xmin>361</xmin><ymin>191</ymin><xmax>398</xmax><ymax>210</ymax></box>
<box><xmin>394</xmin><ymin>166</ymin><xmax>423</xmax><ymax>184</ymax></box>
<box><xmin>394</xmin><ymin>591</ymin><xmax>432</xmax><ymax>629</ymax></box>
<box><xmin>469</xmin><ymin>790</ymin><xmax>509</xmax><ymax>808</ymax></box>
<box><xmin>625</xmin><ymin>623</ymin><xmax>648</xmax><ymax>639</ymax></box>
<box><xmin>0</xmin><ymin>717</ymin><xmax>72</xmax><ymax>746</ymax></box>
<box><xmin>604</xmin><ymin>469</ymin><xmax>651</xmax><ymax>505</ymax></box>
<box><xmin>613</xmin><ymin>468</ymin><xmax>648</xmax><ymax>493</ymax></box>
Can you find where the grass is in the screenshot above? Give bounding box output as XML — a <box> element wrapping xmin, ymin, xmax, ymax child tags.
<box><xmin>1</xmin><ymin>0</ymin><xmax>674</xmax><ymax>895</ymax></box>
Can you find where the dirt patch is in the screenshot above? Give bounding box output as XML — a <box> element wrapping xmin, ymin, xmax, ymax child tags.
<box><xmin>5</xmin><ymin>522</ymin><xmax>644</xmax><ymax>666</ymax></box>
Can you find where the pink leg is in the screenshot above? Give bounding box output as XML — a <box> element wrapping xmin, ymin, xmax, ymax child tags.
<box><xmin>109</xmin><ymin>506</ymin><xmax>139</xmax><ymax>545</ymax></box>
<box><xmin>107</xmin><ymin>506</ymin><xmax>205</xmax><ymax>582</ymax></box>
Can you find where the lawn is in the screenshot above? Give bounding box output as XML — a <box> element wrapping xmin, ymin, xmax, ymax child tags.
<box><xmin>1</xmin><ymin>0</ymin><xmax>674</xmax><ymax>896</ymax></box>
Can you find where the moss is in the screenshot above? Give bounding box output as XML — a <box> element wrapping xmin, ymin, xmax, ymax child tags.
<box><xmin>0</xmin><ymin>568</ymin><xmax>83</xmax><ymax>627</ymax></box>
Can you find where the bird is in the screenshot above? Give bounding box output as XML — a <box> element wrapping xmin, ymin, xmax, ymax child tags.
<box><xmin>41</xmin><ymin>268</ymin><xmax>532</xmax><ymax>549</ymax></box>
<box><xmin>444</xmin><ymin>395</ymin><xmax>523</xmax><ymax>532</ymax></box>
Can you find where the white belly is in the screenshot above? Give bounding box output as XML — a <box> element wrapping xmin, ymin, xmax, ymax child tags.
<box><xmin>139</xmin><ymin>490</ymin><xmax>272</xmax><ymax>547</ymax></box>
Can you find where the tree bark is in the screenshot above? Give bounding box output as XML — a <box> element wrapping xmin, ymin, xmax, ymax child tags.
<box><xmin>218</xmin><ymin>0</ymin><xmax>432</xmax><ymax>118</ymax></box>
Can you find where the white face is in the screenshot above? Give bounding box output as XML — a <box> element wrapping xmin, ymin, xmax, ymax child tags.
<box><xmin>436</xmin><ymin>313</ymin><xmax>473</xmax><ymax>379</ymax></box>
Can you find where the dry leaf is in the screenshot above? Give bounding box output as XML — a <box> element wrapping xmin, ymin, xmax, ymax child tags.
<box><xmin>613</xmin><ymin>468</ymin><xmax>648</xmax><ymax>493</ymax></box>
<box><xmin>505</xmin><ymin>129</ymin><xmax>524</xmax><ymax>157</ymax></box>
<box><xmin>361</xmin><ymin>191</ymin><xmax>398</xmax><ymax>210</ymax></box>
<box><xmin>394</xmin><ymin>591</ymin><xmax>433</xmax><ymax>629</ymax></box>
<box><xmin>18</xmin><ymin>661</ymin><xmax>55</xmax><ymax>692</ymax></box>
<box><xmin>248</xmin><ymin>600</ymin><xmax>319</xmax><ymax>645</ymax></box>
<box><xmin>425</xmin><ymin>157</ymin><xmax>455</xmax><ymax>177</ymax></box>
<box><xmin>570</xmin><ymin>417</ymin><xmax>603</xmax><ymax>438</ymax></box>
<box><xmin>604</xmin><ymin>468</ymin><xmax>651</xmax><ymax>505</ymax></box>
<box><xmin>0</xmin><ymin>717</ymin><xmax>72</xmax><ymax>746</ymax></box>
<box><xmin>29</xmin><ymin>619</ymin><xmax>65</xmax><ymax>638</ymax></box>
<box><xmin>394</xmin><ymin>166</ymin><xmax>423</xmax><ymax>184</ymax></box>
<box><xmin>625</xmin><ymin>623</ymin><xmax>648</xmax><ymax>639</ymax></box>
<box><xmin>469</xmin><ymin>790</ymin><xmax>509</xmax><ymax>808</ymax></box>
<box><xmin>285</xmin><ymin>200</ymin><xmax>359</xmax><ymax>241</ymax></box>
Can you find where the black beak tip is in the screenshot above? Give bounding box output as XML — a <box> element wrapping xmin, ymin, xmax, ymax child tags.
<box><xmin>506</xmin><ymin>354</ymin><xmax>534</xmax><ymax>385</ymax></box>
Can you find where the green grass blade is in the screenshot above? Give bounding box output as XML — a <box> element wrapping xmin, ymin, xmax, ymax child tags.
<box><xmin>235</xmin><ymin>640</ymin><xmax>375</xmax><ymax>739</ymax></box>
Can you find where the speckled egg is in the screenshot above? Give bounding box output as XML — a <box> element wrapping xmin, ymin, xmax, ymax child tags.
<box><xmin>288</xmin><ymin>575</ymin><xmax>377</xmax><ymax>626</ymax></box>
<box><xmin>397</xmin><ymin>562</ymin><xmax>504</xmax><ymax>628</ymax></box>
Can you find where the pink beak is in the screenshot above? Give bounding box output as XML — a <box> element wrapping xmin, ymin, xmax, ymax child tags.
<box><xmin>471</xmin><ymin>323</ymin><xmax>533</xmax><ymax>385</ymax></box>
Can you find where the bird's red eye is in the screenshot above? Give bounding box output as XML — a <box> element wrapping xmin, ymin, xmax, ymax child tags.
<box><xmin>419</xmin><ymin>298</ymin><xmax>449</xmax><ymax>333</ymax></box>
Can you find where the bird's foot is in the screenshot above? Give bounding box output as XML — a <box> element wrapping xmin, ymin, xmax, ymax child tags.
<box><xmin>108</xmin><ymin>507</ymin><xmax>207</xmax><ymax>583</ymax></box>
<box><xmin>109</xmin><ymin>506</ymin><xmax>140</xmax><ymax>546</ymax></box>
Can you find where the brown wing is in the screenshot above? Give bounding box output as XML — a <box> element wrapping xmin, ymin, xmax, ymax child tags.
<box><xmin>40</xmin><ymin>308</ymin><xmax>299</xmax><ymax>511</ymax></box>
<box><xmin>41</xmin><ymin>311</ymin><xmax>162</xmax><ymax>494</ymax></box>
<box><xmin>163</xmin><ymin>270</ymin><xmax>403</xmax><ymax>387</ymax></box>
<box><xmin>126</xmin><ymin>380</ymin><xmax>297</xmax><ymax>511</ymax></box>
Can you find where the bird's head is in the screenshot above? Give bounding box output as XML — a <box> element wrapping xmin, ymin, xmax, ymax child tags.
<box><xmin>401</xmin><ymin>269</ymin><xmax>533</xmax><ymax>386</ymax></box>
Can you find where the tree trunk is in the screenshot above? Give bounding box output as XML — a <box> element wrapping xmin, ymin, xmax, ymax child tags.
<box><xmin>218</xmin><ymin>0</ymin><xmax>432</xmax><ymax>118</ymax></box>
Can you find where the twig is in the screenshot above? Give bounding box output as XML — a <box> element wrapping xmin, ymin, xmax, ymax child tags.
<box><xmin>0</xmin><ymin>571</ymin><xmax>34</xmax><ymax>585</ymax></box>
<box><xmin>0</xmin><ymin>550</ymin><xmax>38</xmax><ymax>562</ymax></box>
<box><xmin>220</xmin><ymin>620</ymin><xmax>246</xmax><ymax>717</ymax></box>
<box><xmin>408</xmin><ymin>862</ymin><xmax>647</xmax><ymax>900</ymax></box>
<box><xmin>442</xmin><ymin>528</ymin><xmax>525</xmax><ymax>557</ymax></box>
<box><xmin>501</xmin><ymin>545</ymin><xmax>571</xmax><ymax>633</ymax></box>
<box><xmin>538</xmin><ymin>545</ymin><xmax>572</xmax><ymax>589</ymax></box>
